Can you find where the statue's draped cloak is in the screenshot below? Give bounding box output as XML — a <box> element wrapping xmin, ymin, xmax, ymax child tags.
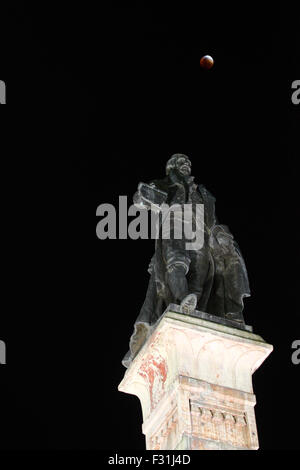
<box><xmin>122</xmin><ymin>179</ymin><xmax>250</xmax><ymax>368</ymax></box>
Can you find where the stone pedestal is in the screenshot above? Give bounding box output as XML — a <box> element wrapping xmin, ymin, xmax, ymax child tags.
<box><xmin>118</xmin><ymin>305</ymin><xmax>273</xmax><ymax>450</ymax></box>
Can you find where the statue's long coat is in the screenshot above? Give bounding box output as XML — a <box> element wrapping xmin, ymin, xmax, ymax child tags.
<box><xmin>122</xmin><ymin>177</ymin><xmax>250</xmax><ymax>368</ymax></box>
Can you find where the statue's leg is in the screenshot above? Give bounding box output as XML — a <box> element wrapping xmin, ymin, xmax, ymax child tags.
<box><xmin>162</xmin><ymin>217</ymin><xmax>200</xmax><ymax>314</ymax></box>
<box><xmin>187</xmin><ymin>248</ymin><xmax>210</xmax><ymax>305</ymax></box>
<box><xmin>165</xmin><ymin>264</ymin><xmax>198</xmax><ymax>314</ymax></box>
<box><xmin>166</xmin><ymin>263</ymin><xmax>189</xmax><ymax>303</ymax></box>
<box><xmin>162</xmin><ymin>238</ymin><xmax>190</xmax><ymax>304</ymax></box>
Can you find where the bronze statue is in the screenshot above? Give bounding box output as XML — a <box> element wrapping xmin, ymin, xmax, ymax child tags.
<box><xmin>122</xmin><ymin>154</ymin><xmax>250</xmax><ymax>368</ymax></box>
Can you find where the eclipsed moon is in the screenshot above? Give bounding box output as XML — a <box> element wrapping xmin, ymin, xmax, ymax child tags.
<box><xmin>200</xmin><ymin>55</ymin><xmax>214</xmax><ymax>69</ymax></box>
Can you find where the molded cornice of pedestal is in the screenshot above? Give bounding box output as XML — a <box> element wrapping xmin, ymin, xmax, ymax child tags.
<box><xmin>118</xmin><ymin>305</ymin><xmax>273</xmax><ymax>424</ymax></box>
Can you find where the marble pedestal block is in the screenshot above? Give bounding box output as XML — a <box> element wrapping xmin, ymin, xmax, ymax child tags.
<box><xmin>118</xmin><ymin>305</ymin><xmax>273</xmax><ymax>450</ymax></box>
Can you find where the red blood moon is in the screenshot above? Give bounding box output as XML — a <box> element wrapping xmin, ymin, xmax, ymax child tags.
<box><xmin>200</xmin><ymin>55</ymin><xmax>214</xmax><ymax>69</ymax></box>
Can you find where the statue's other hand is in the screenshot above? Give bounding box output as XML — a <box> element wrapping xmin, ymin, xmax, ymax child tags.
<box><xmin>133</xmin><ymin>190</ymin><xmax>150</xmax><ymax>210</ymax></box>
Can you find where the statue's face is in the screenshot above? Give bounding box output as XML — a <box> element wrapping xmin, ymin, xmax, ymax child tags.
<box><xmin>176</xmin><ymin>156</ymin><xmax>192</xmax><ymax>176</ymax></box>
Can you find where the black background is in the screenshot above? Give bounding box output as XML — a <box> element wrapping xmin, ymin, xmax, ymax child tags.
<box><xmin>0</xmin><ymin>2</ymin><xmax>299</xmax><ymax>451</ymax></box>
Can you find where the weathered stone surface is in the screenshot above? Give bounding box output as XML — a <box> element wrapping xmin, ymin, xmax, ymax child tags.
<box><xmin>118</xmin><ymin>305</ymin><xmax>273</xmax><ymax>450</ymax></box>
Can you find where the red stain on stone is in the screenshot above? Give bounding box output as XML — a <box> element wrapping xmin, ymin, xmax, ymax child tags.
<box><xmin>139</xmin><ymin>353</ymin><xmax>168</xmax><ymax>409</ymax></box>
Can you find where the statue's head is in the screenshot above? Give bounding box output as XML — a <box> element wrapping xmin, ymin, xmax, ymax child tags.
<box><xmin>166</xmin><ymin>154</ymin><xmax>192</xmax><ymax>177</ymax></box>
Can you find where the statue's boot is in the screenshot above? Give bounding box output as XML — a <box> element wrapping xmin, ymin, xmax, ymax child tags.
<box><xmin>180</xmin><ymin>293</ymin><xmax>197</xmax><ymax>315</ymax></box>
<box><xmin>225</xmin><ymin>311</ymin><xmax>245</xmax><ymax>324</ymax></box>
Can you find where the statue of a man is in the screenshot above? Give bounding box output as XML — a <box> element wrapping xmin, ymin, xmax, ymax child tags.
<box><xmin>122</xmin><ymin>154</ymin><xmax>250</xmax><ymax>368</ymax></box>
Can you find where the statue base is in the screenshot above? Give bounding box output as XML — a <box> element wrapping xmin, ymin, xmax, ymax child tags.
<box><xmin>118</xmin><ymin>305</ymin><xmax>273</xmax><ymax>450</ymax></box>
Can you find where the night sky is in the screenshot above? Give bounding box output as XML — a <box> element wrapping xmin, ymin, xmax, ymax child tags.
<box><xmin>0</xmin><ymin>2</ymin><xmax>299</xmax><ymax>451</ymax></box>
